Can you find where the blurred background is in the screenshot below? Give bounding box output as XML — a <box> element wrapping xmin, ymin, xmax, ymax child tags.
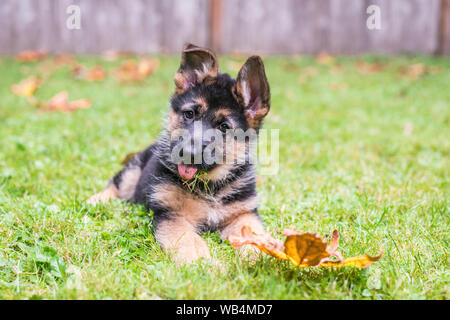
<box><xmin>1</xmin><ymin>0</ymin><xmax>449</xmax><ymax>56</ymax></box>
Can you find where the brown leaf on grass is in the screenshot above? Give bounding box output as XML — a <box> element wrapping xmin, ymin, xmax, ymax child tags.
<box><xmin>11</xmin><ymin>76</ymin><xmax>41</xmax><ymax>96</ymax></box>
<box><xmin>356</xmin><ymin>61</ymin><xmax>384</xmax><ymax>74</ymax></box>
<box><xmin>319</xmin><ymin>250</ymin><xmax>383</xmax><ymax>268</ymax></box>
<box><xmin>35</xmin><ymin>55</ymin><xmax>80</xmax><ymax>77</ymax></box>
<box><xmin>137</xmin><ymin>58</ymin><xmax>159</xmax><ymax>77</ymax></box>
<box><xmin>282</xmin><ymin>230</ymin><xmax>333</xmax><ymax>266</ymax></box>
<box><xmin>398</xmin><ymin>63</ymin><xmax>427</xmax><ymax>80</ymax></box>
<box><xmin>316</xmin><ymin>52</ymin><xmax>335</xmax><ymax>65</ymax></box>
<box><xmin>73</xmin><ymin>65</ymin><xmax>106</xmax><ymax>81</ymax></box>
<box><xmin>42</xmin><ymin>91</ymin><xmax>91</xmax><ymax>112</ymax></box>
<box><xmin>228</xmin><ymin>226</ymin><xmax>288</xmax><ymax>260</ymax></box>
<box><xmin>113</xmin><ymin>58</ymin><xmax>159</xmax><ymax>82</ymax></box>
<box><xmin>228</xmin><ymin>226</ymin><xmax>382</xmax><ymax>268</ymax></box>
<box><xmin>16</xmin><ymin>50</ymin><xmax>48</xmax><ymax>62</ymax></box>
<box><xmin>53</xmin><ymin>54</ymin><xmax>79</xmax><ymax>68</ymax></box>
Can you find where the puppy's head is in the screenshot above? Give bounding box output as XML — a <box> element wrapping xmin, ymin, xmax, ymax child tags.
<box><xmin>167</xmin><ymin>43</ymin><xmax>270</xmax><ymax>181</ymax></box>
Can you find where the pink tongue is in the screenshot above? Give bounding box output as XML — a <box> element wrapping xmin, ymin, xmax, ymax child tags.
<box><xmin>177</xmin><ymin>164</ymin><xmax>198</xmax><ymax>180</ymax></box>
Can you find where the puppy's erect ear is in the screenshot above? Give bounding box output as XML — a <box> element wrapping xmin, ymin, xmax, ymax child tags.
<box><xmin>174</xmin><ymin>43</ymin><xmax>219</xmax><ymax>94</ymax></box>
<box><xmin>234</xmin><ymin>56</ymin><xmax>270</xmax><ymax>129</ymax></box>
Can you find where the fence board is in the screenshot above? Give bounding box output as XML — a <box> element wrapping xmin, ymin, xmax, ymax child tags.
<box><xmin>0</xmin><ymin>0</ymin><xmax>445</xmax><ymax>55</ymax></box>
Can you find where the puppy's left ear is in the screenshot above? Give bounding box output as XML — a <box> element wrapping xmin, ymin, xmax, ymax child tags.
<box><xmin>234</xmin><ymin>56</ymin><xmax>270</xmax><ymax>129</ymax></box>
<box><xmin>174</xmin><ymin>43</ymin><xmax>219</xmax><ymax>94</ymax></box>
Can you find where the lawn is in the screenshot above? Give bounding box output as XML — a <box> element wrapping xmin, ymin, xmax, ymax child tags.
<box><xmin>0</xmin><ymin>53</ymin><xmax>448</xmax><ymax>300</ymax></box>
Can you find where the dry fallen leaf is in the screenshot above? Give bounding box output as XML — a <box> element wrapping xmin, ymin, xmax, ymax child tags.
<box><xmin>228</xmin><ymin>226</ymin><xmax>288</xmax><ymax>260</ymax></box>
<box><xmin>73</xmin><ymin>65</ymin><xmax>106</xmax><ymax>81</ymax></box>
<box><xmin>356</xmin><ymin>61</ymin><xmax>384</xmax><ymax>74</ymax></box>
<box><xmin>16</xmin><ymin>50</ymin><xmax>48</xmax><ymax>62</ymax></box>
<box><xmin>113</xmin><ymin>58</ymin><xmax>159</xmax><ymax>82</ymax></box>
<box><xmin>228</xmin><ymin>226</ymin><xmax>382</xmax><ymax>268</ymax></box>
<box><xmin>53</xmin><ymin>54</ymin><xmax>79</xmax><ymax>68</ymax></box>
<box><xmin>11</xmin><ymin>76</ymin><xmax>41</xmax><ymax>97</ymax></box>
<box><xmin>398</xmin><ymin>63</ymin><xmax>427</xmax><ymax>80</ymax></box>
<box><xmin>42</xmin><ymin>91</ymin><xmax>91</xmax><ymax>112</ymax></box>
<box><xmin>137</xmin><ymin>58</ymin><xmax>159</xmax><ymax>77</ymax></box>
<box><xmin>316</xmin><ymin>52</ymin><xmax>335</xmax><ymax>65</ymax></box>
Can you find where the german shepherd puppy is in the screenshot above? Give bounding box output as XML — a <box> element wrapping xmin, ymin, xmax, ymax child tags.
<box><xmin>88</xmin><ymin>44</ymin><xmax>271</xmax><ymax>263</ymax></box>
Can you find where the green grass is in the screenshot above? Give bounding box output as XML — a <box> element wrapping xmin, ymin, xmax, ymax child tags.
<box><xmin>0</xmin><ymin>54</ymin><xmax>448</xmax><ymax>300</ymax></box>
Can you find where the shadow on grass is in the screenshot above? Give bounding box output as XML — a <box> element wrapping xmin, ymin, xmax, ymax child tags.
<box><xmin>239</xmin><ymin>253</ymin><xmax>367</xmax><ymax>284</ymax></box>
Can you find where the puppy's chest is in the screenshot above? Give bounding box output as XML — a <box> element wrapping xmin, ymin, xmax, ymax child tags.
<box><xmin>151</xmin><ymin>182</ymin><xmax>257</xmax><ymax>228</ymax></box>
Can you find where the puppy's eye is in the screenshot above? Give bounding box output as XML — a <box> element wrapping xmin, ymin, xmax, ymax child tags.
<box><xmin>183</xmin><ymin>110</ymin><xmax>194</xmax><ymax>120</ymax></box>
<box><xmin>219</xmin><ymin>123</ymin><xmax>230</xmax><ymax>132</ymax></box>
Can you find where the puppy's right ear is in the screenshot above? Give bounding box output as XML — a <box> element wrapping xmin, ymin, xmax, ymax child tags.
<box><xmin>174</xmin><ymin>43</ymin><xmax>219</xmax><ymax>94</ymax></box>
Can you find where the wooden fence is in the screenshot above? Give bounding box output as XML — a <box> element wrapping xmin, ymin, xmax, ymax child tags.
<box><xmin>1</xmin><ymin>0</ymin><xmax>449</xmax><ymax>55</ymax></box>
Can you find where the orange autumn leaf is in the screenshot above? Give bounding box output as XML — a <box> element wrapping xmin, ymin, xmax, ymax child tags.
<box><xmin>11</xmin><ymin>76</ymin><xmax>41</xmax><ymax>97</ymax></box>
<box><xmin>228</xmin><ymin>226</ymin><xmax>288</xmax><ymax>260</ymax></box>
<box><xmin>228</xmin><ymin>226</ymin><xmax>382</xmax><ymax>268</ymax></box>
<box><xmin>398</xmin><ymin>63</ymin><xmax>427</xmax><ymax>80</ymax></box>
<box><xmin>316</xmin><ymin>52</ymin><xmax>335</xmax><ymax>65</ymax></box>
<box><xmin>16</xmin><ymin>50</ymin><xmax>48</xmax><ymax>62</ymax></box>
<box><xmin>70</xmin><ymin>98</ymin><xmax>91</xmax><ymax>110</ymax></box>
<box><xmin>283</xmin><ymin>230</ymin><xmax>333</xmax><ymax>266</ymax></box>
<box><xmin>356</xmin><ymin>61</ymin><xmax>384</xmax><ymax>74</ymax></box>
<box><xmin>53</xmin><ymin>54</ymin><xmax>79</xmax><ymax>68</ymax></box>
<box><xmin>86</xmin><ymin>66</ymin><xmax>106</xmax><ymax>81</ymax></box>
<box><xmin>113</xmin><ymin>58</ymin><xmax>159</xmax><ymax>82</ymax></box>
<box><xmin>319</xmin><ymin>250</ymin><xmax>383</xmax><ymax>268</ymax></box>
<box><xmin>137</xmin><ymin>58</ymin><xmax>159</xmax><ymax>77</ymax></box>
<box><xmin>42</xmin><ymin>91</ymin><xmax>91</xmax><ymax>112</ymax></box>
<box><xmin>73</xmin><ymin>65</ymin><xmax>106</xmax><ymax>81</ymax></box>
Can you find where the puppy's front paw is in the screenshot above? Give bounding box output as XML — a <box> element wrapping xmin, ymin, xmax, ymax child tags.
<box><xmin>173</xmin><ymin>236</ymin><xmax>211</xmax><ymax>264</ymax></box>
<box><xmin>86</xmin><ymin>185</ymin><xmax>118</xmax><ymax>205</ymax></box>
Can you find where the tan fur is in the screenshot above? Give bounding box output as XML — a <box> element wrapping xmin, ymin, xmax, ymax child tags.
<box><xmin>194</xmin><ymin>97</ymin><xmax>208</xmax><ymax>115</ymax></box>
<box><xmin>152</xmin><ymin>183</ymin><xmax>258</xmax><ymax>228</ymax></box>
<box><xmin>168</xmin><ymin>109</ymin><xmax>181</xmax><ymax>131</ymax></box>
<box><xmin>220</xmin><ymin>212</ymin><xmax>264</xmax><ymax>240</ymax></box>
<box><xmin>245</xmin><ymin>108</ymin><xmax>269</xmax><ymax>129</ymax></box>
<box><xmin>215</xmin><ymin>108</ymin><xmax>231</xmax><ymax>119</ymax></box>
<box><xmin>152</xmin><ymin>182</ymin><xmax>260</xmax><ymax>262</ymax></box>
<box><xmin>155</xmin><ymin>218</ymin><xmax>211</xmax><ymax>263</ymax></box>
<box><xmin>87</xmin><ymin>183</ymin><xmax>118</xmax><ymax>205</ymax></box>
<box><xmin>117</xmin><ymin>166</ymin><xmax>141</xmax><ymax>199</ymax></box>
<box><xmin>174</xmin><ymin>72</ymin><xmax>188</xmax><ymax>94</ymax></box>
<box><xmin>152</xmin><ymin>184</ymin><xmax>209</xmax><ymax>225</ymax></box>
<box><xmin>207</xmin><ymin>163</ymin><xmax>233</xmax><ymax>181</ymax></box>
